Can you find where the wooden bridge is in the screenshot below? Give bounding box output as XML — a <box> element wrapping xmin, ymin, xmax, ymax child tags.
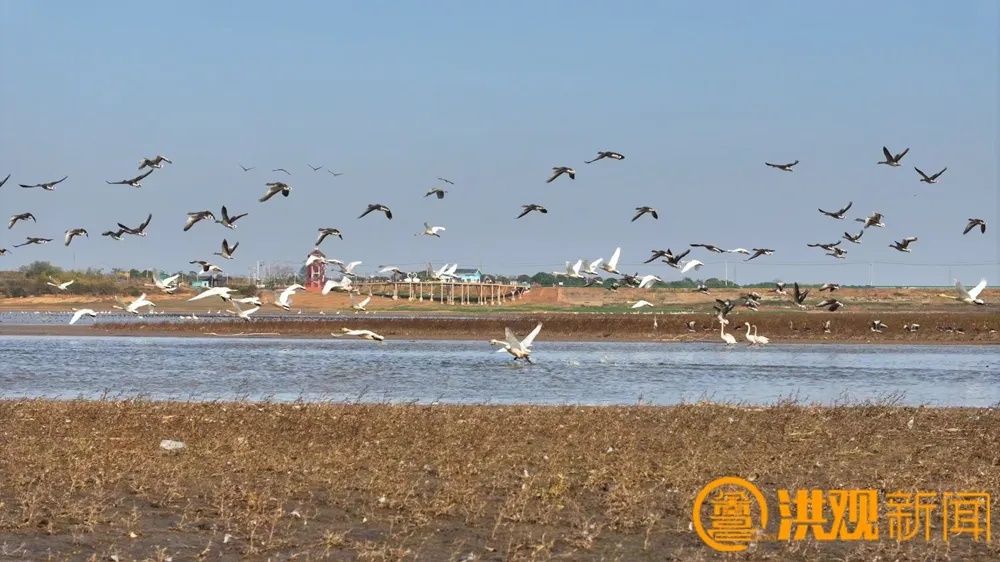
<box><xmin>349</xmin><ymin>280</ymin><xmax>530</xmax><ymax>305</ymax></box>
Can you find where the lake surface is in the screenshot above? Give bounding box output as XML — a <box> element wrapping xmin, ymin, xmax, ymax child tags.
<box><xmin>2</xmin><ymin>335</ymin><xmax>997</xmax><ymax>406</ymax></box>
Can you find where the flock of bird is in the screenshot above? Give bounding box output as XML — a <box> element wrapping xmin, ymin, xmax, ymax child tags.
<box><xmin>0</xmin><ymin>143</ymin><xmax>992</xmax><ymax>362</ymax></box>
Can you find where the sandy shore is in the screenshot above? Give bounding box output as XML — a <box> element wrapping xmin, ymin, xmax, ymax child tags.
<box><xmin>0</xmin><ymin>400</ymin><xmax>996</xmax><ymax>560</ymax></box>
<box><xmin>2</xmin><ymin>310</ymin><xmax>998</xmax><ymax>344</ymax></box>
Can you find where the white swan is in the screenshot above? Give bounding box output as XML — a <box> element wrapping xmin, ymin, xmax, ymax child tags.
<box><xmin>228</xmin><ymin>300</ymin><xmax>259</xmax><ymax>322</ymax></box>
<box><xmin>631</xmin><ymin>300</ymin><xmax>653</xmax><ymax>309</ymax></box>
<box><xmin>553</xmin><ymin>260</ymin><xmax>585</xmax><ymax>279</ymax></box>
<box><xmin>322</xmin><ymin>277</ymin><xmax>353</xmax><ymax>295</ymax></box>
<box><xmin>431</xmin><ymin>263</ymin><xmax>459</xmax><ymax>281</ymax></box>
<box><xmin>189</xmin><ymin>286</ymin><xmax>235</xmax><ymax>303</ymax></box>
<box><xmin>720</xmin><ymin>322</ymin><xmax>736</xmax><ymax>346</ymax></box>
<box><xmin>600</xmin><ymin>247</ymin><xmax>622</xmax><ymax>275</ymax></box>
<box><xmin>416</xmin><ymin>222</ymin><xmax>446</xmax><ymax>237</ymax></box>
<box><xmin>939</xmin><ymin>278</ymin><xmax>987</xmax><ymax>305</ymax></box>
<box><xmin>275</xmin><ymin>284</ymin><xmax>305</xmax><ymax>311</ymax></box>
<box><xmin>492</xmin><ymin>322</ymin><xmax>543</xmax><ymax>363</ymax></box>
<box><xmin>148</xmin><ymin>274</ymin><xmax>180</xmax><ymax>294</ymax></box>
<box><xmin>332</xmin><ymin>327</ymin><xmax>385</xmax><ymax>342</ymax></box>
<box><xmin>581</xmin><ymin>258</ymin><xmax>604</xmax><ymax>275</ymax></box>
<box><xmin>679</xmin><ymin>260</ymin><xmax>704</xmax><ymax>274</ymax></box>
<box><xmin>69</xmin><ymin>308</ymin><xmax>97</xmax><ymax>325</ymax></box>
<box><xmin>350</xmin><ymin>292</ymin><xmax>372</xmax><ymax>312</ymax></box>
<box><xmin>47</xmin><ymin>277</ymin><xmax>75</xmax><ymax>291</ymax></box>
<box><xmin>234</xmin><ymin>296</ymin><xmax>263</xmax><ymax>307</ymax></box>
<box><xmin>332</xmin><ymin>260</ymin><xmax>362</xmax><ymax>276</ymax></box>
<box><xmin>752</xmin><ymin>325</ymin><xmax>770</xmax><ymax>345</ymax></box>
<box><xmin>637</xmin><ymin>274</ymin><xmax>661</xmax><ymax>288</ymax></box>
<box><xmin>113</xmin><ymin>293</ymin><xmax>155</xmax><ymax>314</ymax></box>
<box><xmin>743</xmin><ymin>322</ymin><xmax>758</xmax><ymax>346</ymax></box>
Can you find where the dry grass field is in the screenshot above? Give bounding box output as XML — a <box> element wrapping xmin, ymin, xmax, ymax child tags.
<box><xmin>0</xmin><ymin>400</ymin><xmax>997</xmax><ymax>560</ymax></box>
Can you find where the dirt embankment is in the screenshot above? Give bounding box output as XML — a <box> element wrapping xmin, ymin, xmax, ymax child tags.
<box><xmin>0</xmin><ymin>400</ymin><xmax>996</xmax><ymax>560</ymax></box>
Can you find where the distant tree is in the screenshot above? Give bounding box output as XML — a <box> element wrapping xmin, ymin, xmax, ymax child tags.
<box><xmin>20</xmin><ymin>261</ymin><xmax>62</xmax><ymax>279</ymax></box>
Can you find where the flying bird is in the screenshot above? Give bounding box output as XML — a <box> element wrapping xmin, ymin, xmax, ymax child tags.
<box><xmin>826</xmin><ymin>247</ymin><xmax>847</xmax><ymax>259</ymax></box>
<box><xmin>8</xmin><ymin>212</ymin><xmax>36</xmax><ymax>229</ymax></box>
<box><xmin>914</xmin><ymin>167</ymin><xmax>947</xmax><ymax>184</ymax></box>
<box><xmin>102</xmin><ymin>229</ymin><xmax>126</xmax><ymax>240</ymax></box>
<box><xmin>585</xmin><ymin>151</ymin><xmax>625</xmax><ymax>164</ymax></box>
<box><xmin>69</xmin><ymin>308</ymin><xmax>97</xmax><ymax>325</ymax></box>
<box><xmin>239</xmin><ymin>164</ymin><xmax>255</xmax><ymax>172</ymax></box>
<box><xmin>213</xmin><ymin>239</ymin><xmax>239</xmax><ymax>259</ymax></box>
<box><xmin>358</xmin><ymin>204</ymin><xmax>392</xmax><ymax>220</ymax></box>
<box><xmin>106</xmin><ymin>169</ymin><xmax>154</xmax><ymax>188</ymax></box>
<box><xmin>0</xmin><ymin>173</ymin><xmax>9</xmax><ymax>189</ymax></box>
<box><xmin>328</xmin><ymin>170</ymin><xmax>344</xmax><ymax>176</ymax></box>
<box><xmin>878</xmin><ymin>146</ymin><xmax>909</xmax><ymax>167</ymax></box>
<box><xmin>663</xmin><ymin>249</ymin><xmax>691</xmax><ymax>268</ymax></box>
<box><xmin>546</xmin><ymin>167</ymin><xmax>575</xmax><ymax>183</ymax></box>
<box><xmin>819</xmin><ymin>283</ymin><xmax>840</xmax><ymax>292</ymax></box>
<box><xmin>64</xmin><ymin>228</ymin><xmax>88</xmax><ymax>246</ymax></box>
<box><xmin>19</xmin><ymin>175</ymin><xmax>68</xmax><ymax>191</ymax></box>
<box><xmin>332</xmin><ymin>327</ymin><xmax>385</xmax><ymax>342</ymax></box>
<box><xmin>13</xmin><ymin>237</ymin><xmax>52</xmax><ymax>247</ymax></box>
<box><xmin>792</xmin><ymin>283</ymin><xmax>810</xmax><ymax>309</ymax></box>
<box><xmin>856</xmin><ymin>212</ymin><xmax>885</xmax><ymax>229</ymax></box>
<box><xmin>48</xmin><ymin>277</ymin><xmax>75</xmax><ymax>291</ymax></box>
<box><xmin>118</xmin><ymin>213</ymin><xmax>152</xmax><ymax>237</ymax></box>
<box><xmin>216</xmin><ymin>206</ymin><xmax>248</xmax><ymax>229</ymax></box>
<box><xmin>690</xmin><ymin>243</ymin><xmax>725</xmax><ymax>253</ymax></box>
<box><xmin>316</xmin><ymin>228</ymin><xmax>343</xmax><ymax>245</ymax></box>
<box><xmin>189</xmin><ymin>260</ymin><xmax>223</xmax><ymax>273</ymax></box>
<box><xmin>183</xmin><ymin>211</ymin><xmax>216</xmax><ymax>232</ymax></box>
<box><xmin>631</xmin><ymin>206</ymin><xmax>658</xmax><ymax>222</ymax></box>
<box><xmin>807</xmin><ymin>241</ymin><xmax>842</xmax><ymax>251</ymax></box>
<box><xmin>272</xmin><ymin>168</ymin><xmax>291</xmax><ymax>175</ymax></box>
<box><xmin>765</xmin><ymin>160</ymin><xmax>798</xmax><ymax>171</ymax></box>
<box><xmin>0</xmin><ymin>248</ymin><xmax>9</xmax><ymax>255</ymax></box>
<box><xmin>964</xmin><ymin>218</ymin><xmax>987</xmax><ymax>235</ymax></box>
<box><xmin>843</xmin><ymin>230</ymin><xmax>864</xmax><ymax>244</ymax></box>
<box><xmin>746</xmin><ymin>248</ymin><xmax>774</xmax><ymax>261</ymax></box>
<box><xmin>425</xmin><ymin>188</ymin><xmax>447</xmax><ymax>199</ymax></box>
<box><xmin>437</xmin><ymin>177</ymin><xmax>455</xmax><ymax>185</ymax></box>
<box><xmin>416</xmin><ymin>222</ymin><xmax>446</xmax><ymax>237</ymax></box>
<box><xmin>188</xmin><ymin>286</ymin><xmax>235</xmax><ymax>302</ymax></box>
<box><xmin>308</xmin><ymin>164</ymin><xmax>324</xmax><ymax>171</ymax></box>
<box><xmin>889</xmin><ymin>237</ymin><xmax>918</xmax><ymax>253</ymax></box>
<box><xmin>818</xmin><ymin>201</ymin><xmax>853</xmax><ymax>219</ymax></box>
<box><xmin>517</xmin><ymin>204</ymin><xmax>547</xmax><ymax>219</ymax></box>
<box><xmin>138</xmin><ymin>155</ymin><xmax>172</xmax><ymax>170</ymax></box>
<box><xmin>939</xmin><ymin>278</ymin><xmax>988</xmax><ymax>305</ymax></box>
<box><xmin>815</xmin><ymin>299</ymin><xmax>844</xmax><ymax>312</ymax></box>
<box><xmin>259</xmin><ymin>182</ymin><xmax>291</xmax><ymax>202</ymax></box>
<box><xmin>644</xmin><ymin>249</ymin><xmax>672</xmax><ymax>264</ymax></box>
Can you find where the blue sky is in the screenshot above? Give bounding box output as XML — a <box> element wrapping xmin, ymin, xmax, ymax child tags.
<box><xmin>1</xmin><ymin>1</ymin><xmax>996</xmax><ymax>286</ymax></box>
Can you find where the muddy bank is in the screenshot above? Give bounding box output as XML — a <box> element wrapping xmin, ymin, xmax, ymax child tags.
<box><xmin>0</xmin><ymin>399</ymin><xmax>996</xmax><ymax>560</ymax></box>
<box><xmin>3</xmin><ymin>311</ymin><xmax>998</xmax><ymax>344</ymax></box>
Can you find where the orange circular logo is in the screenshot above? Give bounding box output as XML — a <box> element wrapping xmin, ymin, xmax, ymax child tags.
<box><xmin>692</xmin><ymin>476</ymin><xmax>768</xmax><ymax>552</ymax></box>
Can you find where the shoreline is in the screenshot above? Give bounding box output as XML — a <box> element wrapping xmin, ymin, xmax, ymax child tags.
<box><xmin>1</xmin><ymin>310</ymin><xmax>998</xmax><ymax>344</ymax></box>
<box><xmin>0</xmin><ymin>399</ymin><xmax>995</xmax><ymax>560</ymax></box>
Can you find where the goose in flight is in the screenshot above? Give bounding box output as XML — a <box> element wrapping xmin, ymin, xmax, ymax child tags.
<box><xmin>878</xmin><ymin>146</ymin><xmax>909</xmax><ymax>167</ymax></box>
<box><xmin>328</xmin><ymin>170</ymin><xmax>344</xmax><ymax>176</ymax></box>
<box><xmin>189</xmin><ymin>286</ymin><xmax>235</xmax><ymax>302</ymax></box>
<box><xmin>807</xmin><ymin>240</ymin><xmax>841</xmax><ymax>251</ymax></box>
<box><xmin>260</xmin><ymin>182</ymin><xmax>291</xmax><ymax>202</ymax></box>
<box><xmin>332</xmin><ymin>327</ymin><xmax>385</xmax><ymax>342</ymax></box>
<box><xmin>425</xmin><ymin>188</ymin><xmax>447</xmax><ymax>199</ymax></box>
<box><xmin>416</xmin><ymin>222</ymin><xmax>446</xmax><ymax>237</ymax></box>
<box><xmin>663</xmin><ymin>249</ymin><xmax>691</xmax><ymax>268</ymax></box>
<box><xmin>113</xmin><ymin>293</ymin><xmax>155</xmax><ymax>314</ymax></box>
<box><xmin>815</xmin><ymin>298</ymin><xmax>844</xmax><ymax>312</ymax></box>
<box><xmin>106</xmin><ymin>169</ymin><xmax>154</xmax><ymax>188</ymax></box>
<box><xmin>765</xmin><ymin>160</ymin><xmax>798</xmax><ymax>171</ymax></box>
<box><xmin>138</xmin><ymin>155</ymin><xmax>172</xmax><ymax>170</ymax></box>
<box><xmin>118</xmin><ymin>213</ymin><xmax>152</xmax><ymax>236</ymax></box>
<box><xmin>216</xmin><ymin>206</ymin><xmax>248</xmax><ymax>229</ymax></box>
<box><xmin>585</xmin><ymin>151</ymin><xmax>625</xmax><ymax>164</ymax></box>
<box><xmin>889</xmin><ymin>237</ymin><xmax>918</xmax><ymax>253</ymax></box>
<box><xmin>818</xmin><ymin>201</ymin><xmax>852</xmax><ymax>219</ymax></box>
<box><xmin>13</xmin><ymin>237</ymin><xmax>52</xmax><ymax>248</ymax></box>
<box><xmin>0</xmin><ymin>248</ymin><xmax>9</xmax><ymax>255</ymax></box>
<box><xmin>826</xmin><ymin>247</ymin><xmax>847</xmax><ymax>259</ymax></box>
<box><xmin>494</xmin><ymin>322</ymin><xmax>543</xmax><ymax>363</ymax></box>
<box><xmin>437</xmin><ymin>177</ymin><xmax>455</xmax><ymax>185</ymax></box>
<box><xmin>189</xmin><ymin>260</ymin><xmax>223</xmax><ymax>273</ymax></box>
<box><xmin>644</xmin><ymin>249</ymin><xmax>672</xmax><ymax>264</ymax></box>
<box><xmin>308</xmin><ymin>164</ymin><xmax>323</xmax><ymax>171</ymax></box>
<box><xmin>746</xmin><ymin>248</ymin><xmax>774</xmax><ymax>261</ymax></box>
<box><xmin>600</xmin><ymin>247</ymin><xmax>622</xmax><ymax>275</ymax></box>
<box><xmin>8</xmin><ymin>212</ymin><xmax>36</xmax><ymax>229</ymax></box>
<box><xmin>315</xmin><ymin>228</ymin><xmax>343</xmax><ymax>245</ymax></box>
<box><xmin>553</xmin><ymin>260</ymin><xmax>585</xmax><ymax>279</ymax></box>
<box><xmin>856</xmin><ymin>212</ymin><xmax>885</xmax><ymax>229</ymax></box>
<box><xmin>272</xmin><ymin>168</ymin><xmax>291</xmax><ymax>175</ymax></box>
<box><xmin>517</xmin><ymin>204</ymin><xmax>547</xmax><ymax>218</ymax></box>
<box><xmin>102</xmin><ymin>228</ymin><xmax>126</xmax><ymax>240</ymax></box>
<box><xmin>631</xmin><ymin>300</ymin><xmax>654</xmax><ymax>309</ymax></box>
<box><xmin>183</xmin><ymin>211</ymin><xmax>216</xmax><ymax>232</ymax></box>
<box><xmin>690</xmin><ymin>243</ymin><xmax>725</xmax><ymax>253</ymax></box>
<box><xmin>358</xmin><ymin>203</ymin><xmax>392</xmax><ymax>220</ymax></box>
<box><xmin>228</xmin><ymin>300</ymin><xmax>260</xmax><ymax>322</ymax></box>
<box><xmin>0</xmin><ymin>173</ymin><xmax>9</xmax><ymax>189</ymax></box>
<box><xmin>792</xmin><ymin>282</ymin><xmax>809</xmax><ymax>309</ymax></box>
<box><xmin>274</xmin><ymin>284</ymin><xmax>306</xmax><ymax>311</ymax></box>
<box><xmin>322</xmin><ymin>276</ymin><xmax>354</xmax><ymax>295</ymax></box>
<box><xmin>546</xmin><ymin>166</ymin><xmax>575</xmax><ymax>183</ymax></box>
<box><xmin>843</xmin><ymin>230</ymin><xmax>864</xmax><ymax>244</ymax></box>
<box><xmin>239</xmin><ymin>164</ymin><xmax>255</xmax><ymax>172</ymax></box>
<box><xmin>69</xmin><ymin>308</ymin><xmax>97</xmax><ymax>325</ymax></box>
<box><xmin>48</xmin><ymin>277</ymin><xmax>75</xmax><ymax>291</ymax></box>
<box><xmin>773</xmin><ymin>282</ymin><xmax>787</xmax><ymax>295</ymax></box>
<box><xmin>631</xmin><ymin>206</ymin><xmax>658</xmax><ymax>222</ymax></box>
<box><xmin>20</xmin><ymin>175</ymin><xmax>68</xmax><ymax>191</ymax></box>
<box><xmin>939</xmin><ymin>278</ymin><xmax>988</xmax><ymax>305</ymax></box>
<box><xmin>964</xmin><ymin>218</ymin><xmax>987</xmax><ymax>235</ymax></box>
<box><xmin>213</xmin><ymin>239</ymin><xmax>239</xmax><ymax>260</ymax></box>
<box><xmin>349</xmin><ymin>292</ymin><xmax>372</xmax><ymax>312</ymax></box>
<box><xmin>64</xmin><ymin>228</ymin><xmax>88</xmax><ymax>246</ymax></box>
<box><xmin>819</xmin><ymin>283</ymin><xmax>840</xmax><ymax>292</ymax></box>
<box><xmin>915</xmin><ymin>167</ymin><xmax>946</xmax><ymax>184</ymax></box>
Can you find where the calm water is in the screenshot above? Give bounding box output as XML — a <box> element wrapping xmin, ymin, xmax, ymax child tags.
<box><xmin>2</xmin><ymin>335</ymin><xmax>998</xmax><ymax>406</ymax></box>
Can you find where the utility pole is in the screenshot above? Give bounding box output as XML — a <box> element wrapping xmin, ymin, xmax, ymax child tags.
<box><xmin>868</xmin><ymin>262</ymin><xmax>873</xmax><ymax>287</ymax></box>
<box><xmin>724</xmin><ymin>261</ymin><xmax>729</xmax><ymax>286</ymax></box>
